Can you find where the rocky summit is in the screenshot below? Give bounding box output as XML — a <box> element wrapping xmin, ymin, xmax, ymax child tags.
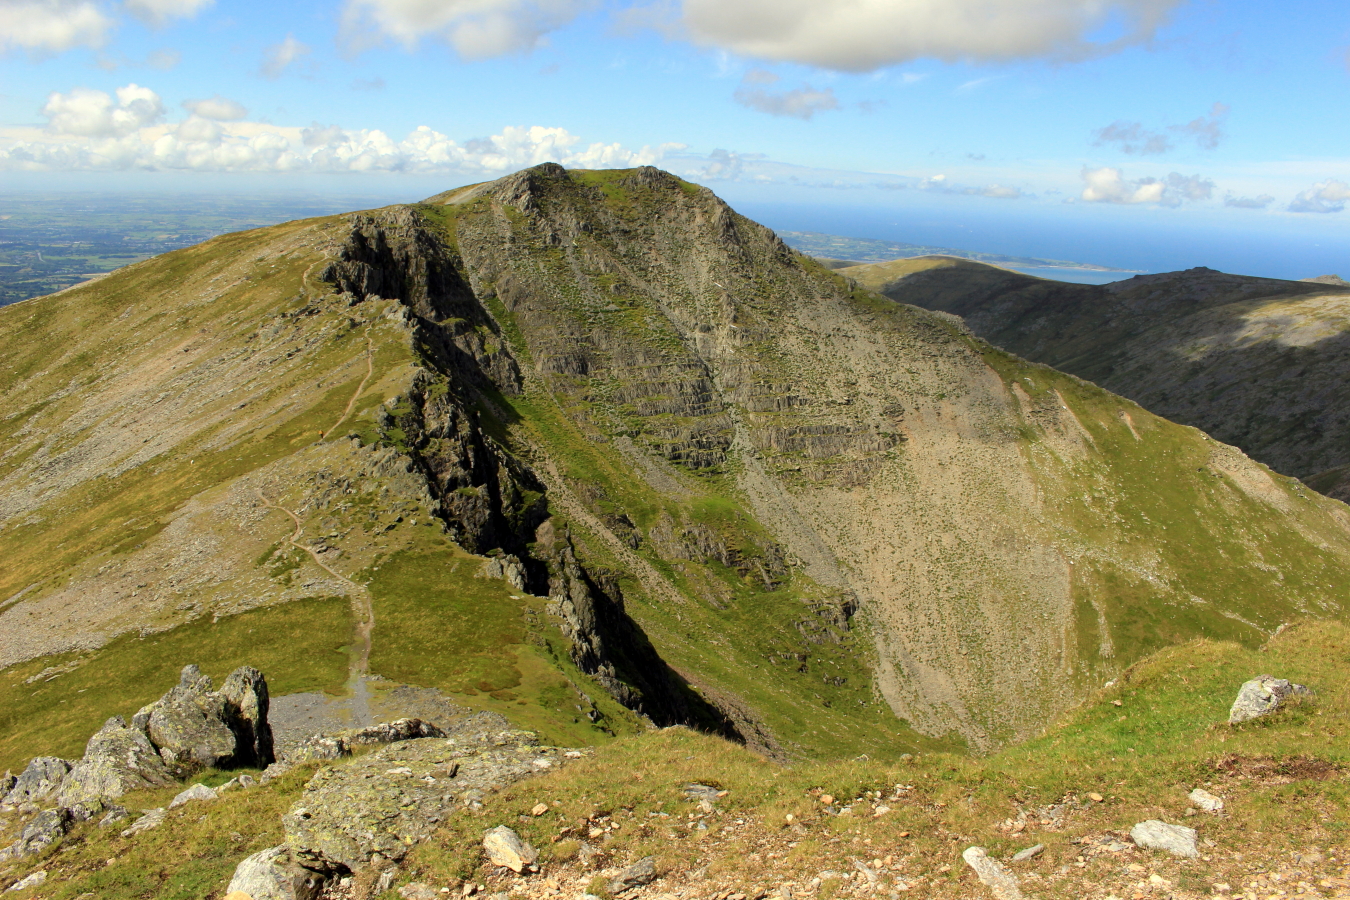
<box><xmin>1</xmin><ymin>165</ymin><xmax>1350</xmax><ymax>900</ymax></box>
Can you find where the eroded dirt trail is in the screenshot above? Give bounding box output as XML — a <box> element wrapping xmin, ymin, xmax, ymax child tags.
<box><xmin>323</xmin><ymin>324</ymin><xmax>375</xmax><ymax>441</ymax></box>
<box><xmin>255</xmin><ymin>489</ymin><xmax>374</xmax><ymax>727</ymax></box>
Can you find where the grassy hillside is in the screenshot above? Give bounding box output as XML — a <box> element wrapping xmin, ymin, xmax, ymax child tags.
<box><xmin>844</xmin><ymin>256</ymin><xmax>1350</xmax><ymax>492</ymax></box>
<box><xmin>1</xmin><ymin>167</ymin><xmax>1349</xmax><ymax>774</ymax></box>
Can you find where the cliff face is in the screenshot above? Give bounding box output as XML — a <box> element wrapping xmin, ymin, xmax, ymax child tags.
<box><xmin>2</xmin><ymin>165</ymin><xmax>1350</xmax><ymax>761</ymax></box>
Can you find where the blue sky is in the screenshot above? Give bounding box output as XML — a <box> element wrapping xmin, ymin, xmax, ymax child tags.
<box><xmin>1</xmin><ymin>0</ymin><xmax>1349</xmax><ymax>275</ymax></box>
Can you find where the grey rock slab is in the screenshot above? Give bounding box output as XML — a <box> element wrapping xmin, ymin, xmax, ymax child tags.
<box><xmin>961</xmin><ymin>846</ymin><xmax>1023</xmax><ymax>900</ymax></box>
<box><xmin>58</xmin><ymin>716</ymin><xmax>175</xmax><ymax>808</ymax></box>
<box><xmin>169</xmin><ymin>783</ymin><xmax>218</xmax><ymax>808</ymax></box>
<box><xmin>1130</xmin><ymin>820</ymin><xmax>1199</xmax><ymax>858</ymax></box>
<box><xmin>608</xmin><ymin>857</ymin><xmax>656</xmax><ymax>893</ymax></box>
<box><xmin>1010</xmin><ymin>844</ymin><xmax>1044</xmax><ymax>862</ymax></box>
<box><xmin>3</xmin><ymin>808</ymin><xmax>72</xmax><ymax>860</ymax></box>
<box><xmin>98</xmin><ymin>805</ymin><xmax>129</xmax><ymax>827</ymax></box>
<box><xmin>285</xmin><ymin>719</ymin><xmax>572</xmax><ymax>875</ymax></box>
<box><xmin>6</xmin><ymin>870</ymin><xmax>46</xmax><ymax>892</ymax></box>
<box><xmin>226</xmin><ymin>845</ymin><xmax>324</xmax><ymax>900</ymax></box>
<box><xmin>1229</xmin><ymin>675</ymin><xmax>1311</xmax><ymax>724</ymax></box>
<box><xmin>483</xmin><ymin>826</ymin><xmax>537</xmax><ymax>873</ymax></box>
<box><xmin>120</xmin><ymin>807</ymin><xmax>166</xmax><ymax>837</ymax></box>
<box><xmin>682</xmin><ymin>784</ymin><xmax>720</xmax><ymax>804</ymax></box>
<box><xmin>398</xmin><ymin>884</ymin><xmax>440</xmax><ymax>900</ymax></box>
<box><xmin>287</xmin><ymin>718</ymin><xmax>447</xmax><ymax>764</ymax></box>
<box><xmin>1188</xmin><ymin>788</ymin><xmax>1224</xmax><ymax>812</ymax></box>
<box><xmin>3</xmin><ymin>758</ymin><xmax>71</xmax><ymax>808</ymax></box>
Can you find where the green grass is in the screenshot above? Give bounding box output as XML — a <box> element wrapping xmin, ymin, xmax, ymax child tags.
<box><xmin>0</xmin><ymin>597</ymin><xmax>352</xmax><ymax>773</ymax></box>
<box><xmin>364</xmin><ymin>530</ymin><xmax>643</xmax><ymax>747</ymax></box>
<box><xmin>396</xmin><ymin>620</ymin><xmax>1350</xmax><ymax>899</ymax></box>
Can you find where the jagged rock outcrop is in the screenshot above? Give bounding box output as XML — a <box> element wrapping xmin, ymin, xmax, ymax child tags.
<box><xmin>134</xmin><ymin>664</ymin><xmax>274</xmax><ymax>772</ymax></box>
<box><xmin>0</xmin><ymin>808</ymin><xmax>70</xmax><ymax>862</ymax></box>
<box><xmin>1</xmin><ymin>757</ymin><xmax>71</xmax><ymax>809</ymax></box>
<box><xmin>57</xmin><ymin>715</ymin><xmax>175</xmax><ymax>809</ymax></box>
<box><xmin>283</xmin><ymin>714</ymin><xmax>577</xmax><ymax>876</ymax></box>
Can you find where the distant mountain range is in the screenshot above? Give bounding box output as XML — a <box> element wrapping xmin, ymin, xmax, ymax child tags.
<box><xmin>781</xmin><ymin>229</ymin><xmax>1139</xmax><ymax>272</ymax></box>
<box><xmin>841</xmin><ymin>255</ymin><xmax>1350</xmax><ymax>500</ymax></box>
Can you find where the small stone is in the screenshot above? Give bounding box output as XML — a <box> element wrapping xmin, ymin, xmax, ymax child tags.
<box><xmin>483</xmin><ymin>826</ymin><xmax>538</xmax><ymax>873</ymax></box>
<box><xmin>961</xmin><ymin>847</ymin><xmax>1022</xmax><ymax>900</ymax></box>
<box><xmin>1188</xmin><ymin>788</ymin><xmax>1223</xmax><ymax>812</ymax></box>
<box><xmin>6</xmin><ymin>871</ymin><xmax>46</xmax><ymax>893</ymax></box>
<box><xmin>170</xmin><ymin>783</ymin><xmax>218</xmax><ymax>808</ymax></box>
<box><xmin>400</xmin><ymin>885</ymin><xmax>440</xmax><ymax>900</ymax></box>
<box><xmin>1010</xmin><ymin>844</ymin><xmax>1044</xmax><ymax>862</ymax></box>
<box><xmin>1130</xmin><ymin>820</ymin><xmax>1198</xmax><ymax>858</ymax></box>
<box><xmin>608</xmin><ymin>857</ymin><xmax>656</xmax><ymax>894</ymax></box>
<box><xmin>531</xmin><ymin>803</ymin><xmax>549</xmax><ymax>816</ymax></box>
<box><xmin>1229</xmin><ymin>675</ymin><xmax>1311</xmax><ymax>724</ymax></box>
<box><xmin>1087</xmin><ymin>792</ymin><xmax>1104</xmax><ymax>802</ymax></box>
<box><xmin>820</xmin><ymin>794</ymin><xmax>835</xmax><ymax>806</ymax></box>
<box><xmin>99</xmin><ymin>805</ymin><xmax>130</xmax><ymax>827</ymax></box>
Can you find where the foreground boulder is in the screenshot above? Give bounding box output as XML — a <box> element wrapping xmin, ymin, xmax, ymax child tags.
<box><xmin>57</xmin><ymin>716</ymin><xmax>175</xmax><ymax>809</ymax></box>
<box><xmin>227</xmin><ymin>845</ymin><xmax>324</xmax><ymax>900</ymax></box>
<box><xmin>1130</xmin><ymin>820</ymin><xmax>1199</xmax><ymax>858</ymax></box>
<box><xmin>134</xmin><ymin>664</ymin><xmax>275</xmax><ymax>772</ymax></box>
<box><xmin>284</xmin><ymin>714</ymin><xmax>579</xmax><ymax>876</ymax></box>
<box><xmin>1229</xmin><ymin>675</ymin><xmax>1311</xmax><ymax>724</ymax></box>
<box><xmin>0</xmin><ymin>808</ymin><xmax>71</xmax><ymax>862</ymax></box>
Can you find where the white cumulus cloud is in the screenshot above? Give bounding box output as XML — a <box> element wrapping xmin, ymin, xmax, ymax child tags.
<box><xmin>341</xmin><ymin>0</ymin><xmax>593</xmax><ymax>59</ymax></box>
<box><xmin>182</xmin><ymin>95</ymin><xmax>247</xmax><ymax>121</ymax></box>
<box><xmin>1080</xmin><ymin>166</ymin><xmax>1213</xmax><ymax>207</ymax></box>
<box><xmin>123</xmin><ymin>0</ymin><xmax>212</xmax><ymax>26</ymax></box>
<box><xmin>42</xmin><ymin>83</ymin><xmax>165</xmax><ymax>137</ymax></box>
<box><xmin>679</xmin><ymin>0</ymin><xmax>1183</xmax><ymax>72</ymax></box>
<box><xmin>0</xmin><ymin>85</ymin><xmax>684</xmax><ymax>176</ymax></box>
<box><xmin>0</xmin><ymin>0</ymin><xmax>112</xmax><ymax>52</ymax></box>
<box><xmin>1289</xmin><ymin>180</ymin><xmax>1350</xmax><ymax>214</ymax></box>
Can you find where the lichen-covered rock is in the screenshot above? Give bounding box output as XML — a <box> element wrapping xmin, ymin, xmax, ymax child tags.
<box><xmin>58</xmin><ymin>716</ymin><xmax>175</xmax><ymax>808</ymax></box>
<box><xmin>226</xmin><ymin>845</ymin><xmax>324</xmax><ymax>900</ymax></box>
<box><xmin>1229</xmin><ymin>675</ymin><xmax>1311</xmax><ymax>724</ymax></box>
<box><xmin>1188</xmin><ymin>788</ymin><xmax>1224</xmax><ymax>812</ymax></box>
<box><xmin>4</xmin><ymin>807</ymin><xmax>72</xmax><ymax>859</ymax></box>
<box><xmin>1130</xmin><ymin>820</ymin><xmax>1199</xmax><ymax>858</ymax></box>
<box><xmin>608</xmin><ymin>856</ymin><xmax>656</xmax><ymax>894</ymax></box>
<box><xmin>2</xmin><ymin>758</ymin><xmax>71</xmax><ymax>808</ymax></box>
<box><xmin>221</xmin><ymin>666</ymin><xmax>275</xmax><ymax>767</ymax></box>
<box><xmin>140</xmin><ymin>665</ymin><xmax>240</xmax><ymax>770</ymax></box>
<box><xmin>287</xmin><ymin>718</ymin><xmax>447</xmax><ymax>764</ymax></box>
<box><xmin>6</xmin><ymin>870</ymin><xmax>46</xmax><ymax>892</ymax></box>
<box><xmin>284</xmin><ymin>716</ymin><xmax>575</xmax><ymax>875</ymax></box>
<box><xmin>0</xmin><ymin>772</ymin><xmax>14</xmax><ymax>798</ymax></box>
<box><xmin>483</xmin><ymin>826</ymin><xmax>537</xmax><ymax>873</ymax></box>
<box><xmin>134</xmin><ymin>664</ymin><xmax>277</xmax><ymax>772</ymax></box>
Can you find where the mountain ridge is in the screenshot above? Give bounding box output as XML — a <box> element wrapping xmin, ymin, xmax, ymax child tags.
<box><xmin>2</xmin><ymin>164</ymin><xmax>1349</xmax><ymax>771</ymax></box>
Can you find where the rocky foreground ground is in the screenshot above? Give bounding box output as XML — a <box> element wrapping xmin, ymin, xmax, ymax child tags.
<box><xmin>2</xmin><ymin>658</ymin><xmax>1348</xmax><ymax>900</ymax></box>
